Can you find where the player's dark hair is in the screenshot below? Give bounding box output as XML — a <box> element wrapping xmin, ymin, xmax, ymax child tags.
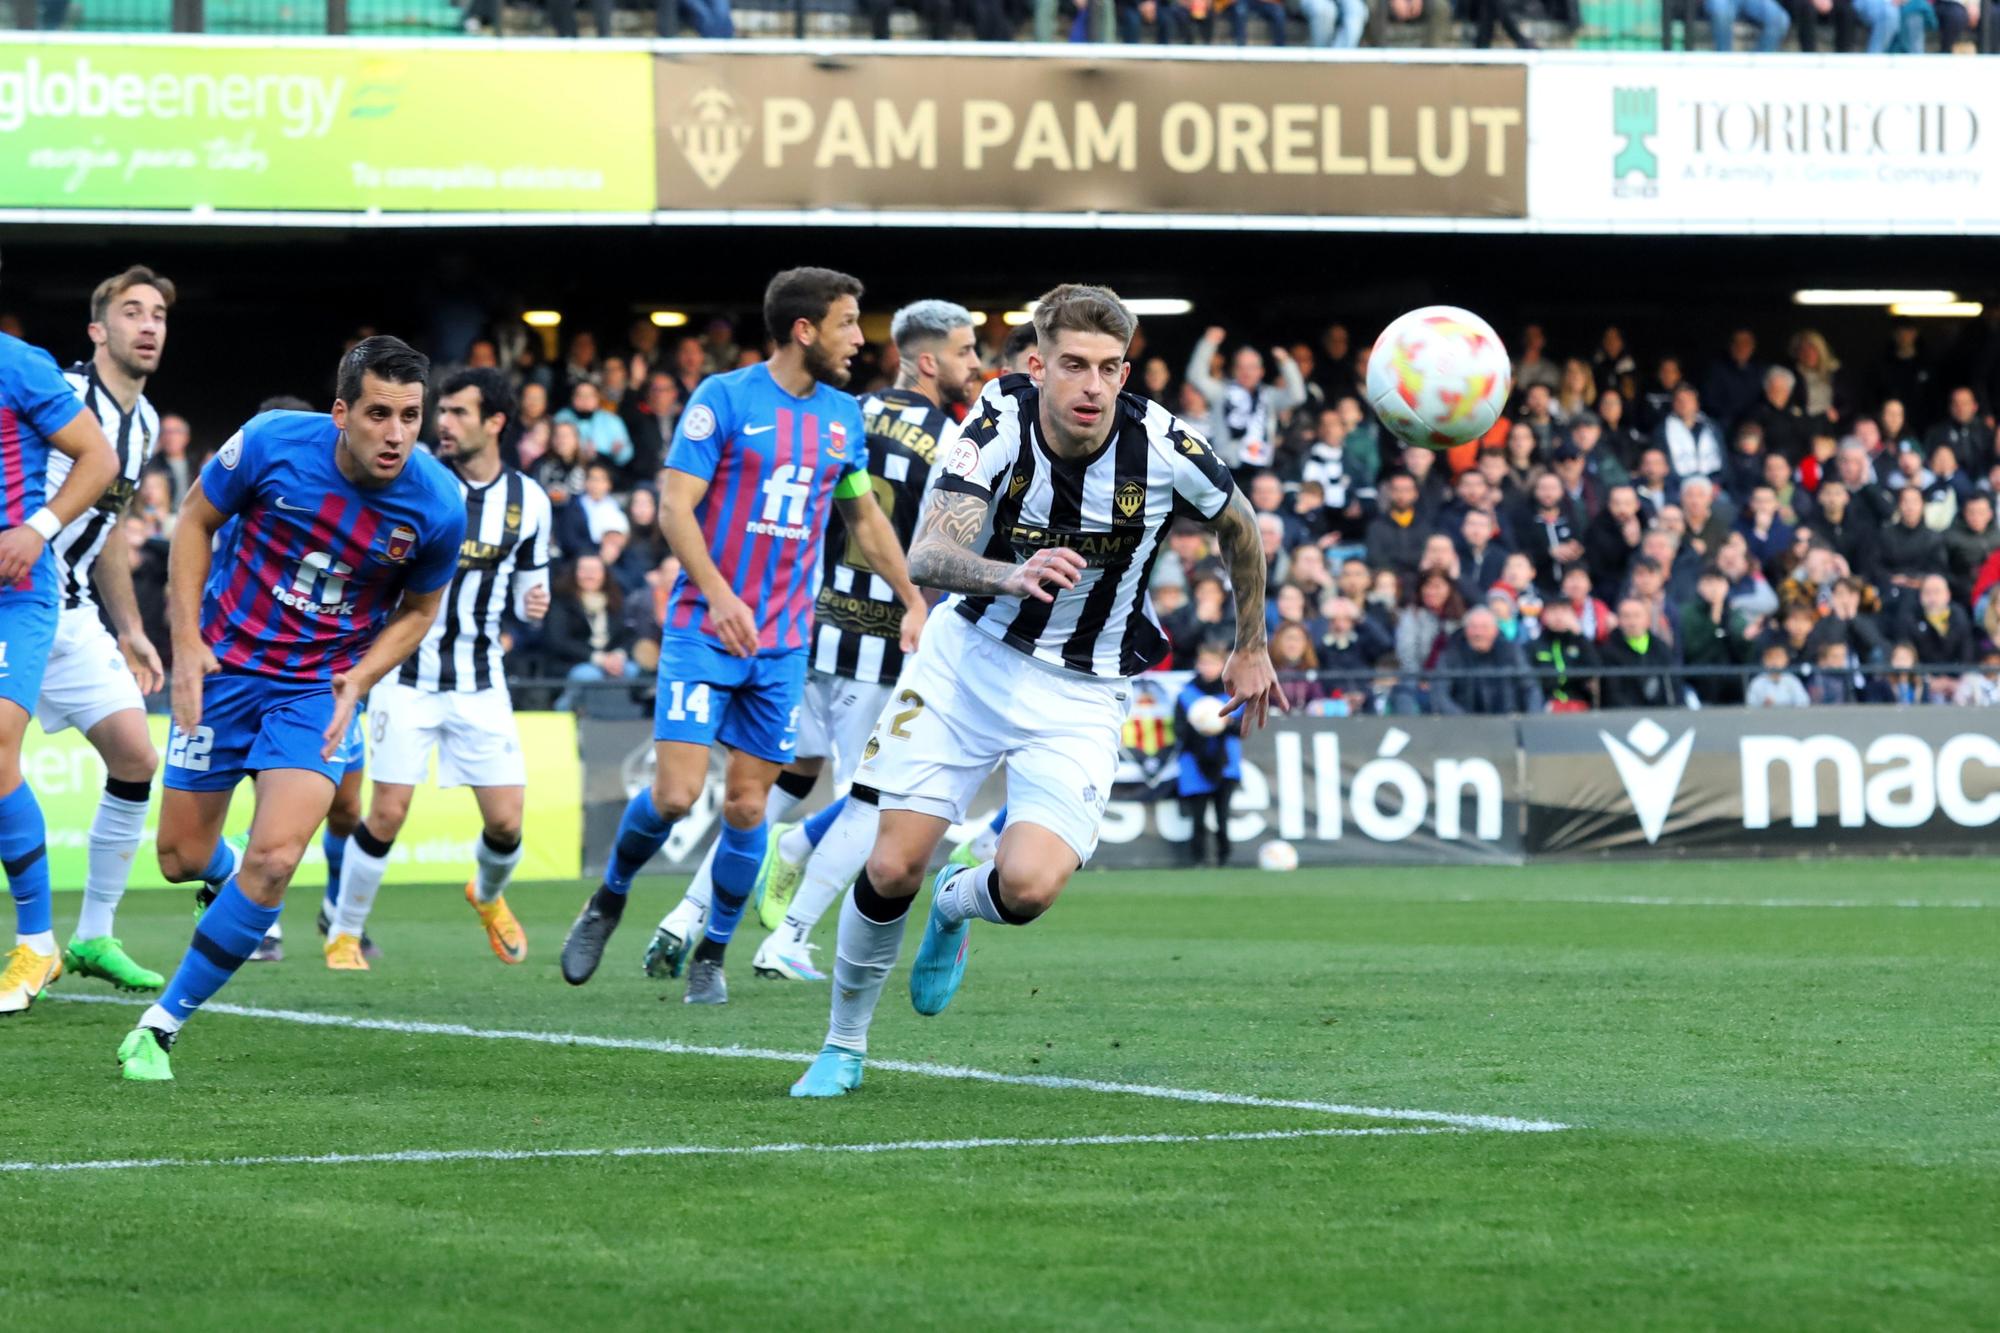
<box><xmin>1030</xmin><ymin>283</ymin><xmax>1134</xmax><ymax>352</ymax></box>
<box><xmin>257</xmin><ymin>395</ymin><xmax>315</xmax><ymax>414</ymax></box>
<box><xmin>336</xmin><ymin>335</ymin><xmax>430</xmax><ymax>406</ymax></box>
<box><xmin>1001</xmin><ymin>321</ymin><xmax>1039</xmax><ymax>368</ymax></box>
<box><xmin>91</xmin><ymin>265</ymin><xmax>175</xmax><ymax>324</ymax></box>
<box><xmin>441</xmin><ymin>366</ymin><xmax>516</xmax><ymax>430</ymax></box>
<box><xmin>763</xmin><ymin>267</ymin><xmax>864</xmax><ymax>345</ymax></box>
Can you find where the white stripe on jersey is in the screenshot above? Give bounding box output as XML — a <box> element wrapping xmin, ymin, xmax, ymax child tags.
<box><xmin>400</xmin><ymin>467</ymin><xmax>553</xmax><ymax>695</ymax></box>
<box><xmin>935</xmin><ymin>375</ymin><xmax>1233</xmax><ymax>680</ymax></box>
<box><xmin>50</xmin><ymin>365</ymin><xmax>157</xmax><ymax>612</ymax></box>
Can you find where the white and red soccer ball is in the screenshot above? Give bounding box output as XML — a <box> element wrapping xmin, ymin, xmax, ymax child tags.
<box><xmin>1365</xmin><ymin>306</ymin><xmax>1512</xmax><ymax>452</ymax></box>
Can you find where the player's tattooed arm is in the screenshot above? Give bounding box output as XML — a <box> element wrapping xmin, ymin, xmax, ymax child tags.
<box><xmin>907</xmin><ymin>489</ymin><xmax>1083</xmax><ymax>605</ymax></box>
<box><xmin>1208</xmin><ymin>485</ymin><xmax>1287</xmax><ymax>729</ymax></box>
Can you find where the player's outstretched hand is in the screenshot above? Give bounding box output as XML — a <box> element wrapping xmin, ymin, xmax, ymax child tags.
<box><xmin>1004</xmin><ymin>547</ymin><xmax>1086</xmax><ymax>604</ymax></box>
<box><xmin>0</xmin><ymin>527</ymin><xmax>46</xmax><ymax>586</ymax></box>
<box><xmin>323</xmin><ymin>672</ymin><xmax>364</xmax><ymax>763</ymax></box>
<box><xmin>171</xmin><ymin>642</ymin><xmax>219</xmax><ymax>735</ymax></box>
<box><xmin>523</xmin><ymin>583</ymin><xmax>551</xmax><ymax>623</ymax></box>
<box><xmin>119</xmin><ymin>630</ymin><xmax>165</xmax><ymax>697</ymax></box>
<box><xmin>899</xmin><ymin>595</ymin><xmax>928</xmax><ymax>654</ymax></box>
<box><xmin>710</xmin><ymin>589</ymin><xmax>759</xmax><ymax>658</ymax></box>
<box><xmin>1220</xmin><ymin>647</ymin><xmax>1288</xmax><ymax>732</ymax></box>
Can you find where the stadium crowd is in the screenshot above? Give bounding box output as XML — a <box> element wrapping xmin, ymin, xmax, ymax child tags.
<box><xmin>103</xmin><ymin>312</ymin><xmax>2000</xmax><ymax>716</ymax></box>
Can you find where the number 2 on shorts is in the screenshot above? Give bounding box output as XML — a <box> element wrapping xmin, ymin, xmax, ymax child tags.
<box><xmin>888</xmin><ymin>689</ymin><xmax>924</xmax><ymax>739</ymax></box>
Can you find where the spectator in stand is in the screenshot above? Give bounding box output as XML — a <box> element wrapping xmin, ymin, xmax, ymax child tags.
<box><xmin>1715</xmin><ymin>531</ymin><xmax>1780</xmax><ymax>620</ymax></box>
<box><xmin>1682</xmin><ymin>565</ymin><xmax>1750</xmax><ymax>704</ymax></box>
<box><xmin>1834</xmin><ymin>441</ymin><xmax>1895</xmax><ymax>526</ymax></box>
<box><xmin>1433</xmin><ymin>608</ymin><xmax>1542</xmax><ymax>715</ymax></box>
<box><xmin>1592</xmin><ymin>326</ymin><xmax>1638</xmax><ymax>398</ymax></box>
<box><xmin>1748</xmin><ymin>366</ymin><xmax>1808</xmax><ymax>463</ymax></box>
<box><xmin>1704</xmin><ymin>328</ymin><xmax>1767</xmax><ymax>430</ymax></box>
<box><xmin>624</xmin><ymin>372</ymin><xmax>679</xmax><ymax>482</ymax></box>
<box><xmin>554</xmin><ymin>381</ymin><xmax>633</xmax><ymax>471</ymax></box>
<box><xmin>1778</xmin><ymin>543</ymin><xmax>1843</xmax><ymax>613</ymax></box>
<box><xmin>1734</xmin><ymin>483</ymin><xmax>1795</xmax><ymax>577</ymax></box>
<box><xmin>1793</xmin><ymin>0</ymin><xmax>1859</xmax><ymax>55</ymax></box>
<box><xmin>598</xmin><ymin>528</ymin><xmax>651</xmax><ymax>598</ymax></box>
<box><xmin>1366</xmin><ymin>471</ymin><xmax>1431</xmax><ymax>581</ymax></box>
<box><xmin>1531</xmin><ymin>598</ymin><xmax>1594</xmax><ymax>709</ymax></box>
<box><xmin>1657</xmin><ymin>382</ymin><xmax>1725</xmax><ymax>483</ymax></box>
<box><xmin>1553</xmin><ymin>359</ymin><xmax>1597</xmax><ymax>426</ymax></box>
<box><xmin>1586</xmin><ymin>483</ymin><xmax>1648</xmax><ymax>591</ymax></box>
<box><xmin>1878</xmin><ymin>398</ymin><xmax>1919</xmax><ymax>455</ymax></box>
<box><xmin>1167</xmin><ymin>571</ymin><xmax>1234</xmax><ymax>663</ymax></box>
<box><xmin>1952</xmin><ymin>647</ymin><xmax>2000</xmax><ymax>706</ymax></box>
<box><xmin>1808</xmin><ymin>642</ymin><xmax>1858</xmax><ymax>705</ymax></box>
<box><xmin>1875</xmin><ymin>324</ymin><xmax>1937</xmax><ymax>422</ymax></box>
<box><xmin>1314</xmin><ymin>325</ymin><xmax>1360</xmax><ymax>404</ymax></box>
<box><xmin>532</xmin><ymin>419</ymin><xmax>587</xmax><ymax>510</ymax></box>
<box><xmin>1396</xmin><ymin>570</ymin><xmax>1465</xmax><ymax>675</ymax></box>
<box><xmin>134</xmin><ymin>469</ymin><xmax>176</xmax><ymax>540</ymax></box>
<box><xmin>1258</xmin><ymin>515</ymin><xmax>1290</xmax><ymax>589</ymax></box>
<box><xmin>1185</xmin><ymin>327</ymin><xmax>1307</xmax><ymax>475</ymax></box>
<box><xmin>1926</xmin><ymin>444</ymin><xmax>1972</xmax><ymax>530</ymax></box>
<box><xmin>623</xmin><ymin>487</ymin><xmax>669</xmax><ymax>569</ymax></box>
<box><xmin>1943</xmin><ymin>492</ymin><xmax>2000</xmax><ymax>604</ymax></box>
<box><xmin>1247</xmin><ymin>469</ymin><xmax>1297</xmax><ymax>540</ymax></box>
<box><xmin>1517</xmin><ymin>383</ymin><xmax>1559</xmax><ymax>457</ymax></box>
<box><xmin>1456</xmin><ymin>509</ymin><xmax>1509</xmax><ymax>603</ymax></box>
<box><xmin>1269</xmin><ymin>620</ymin><xmax>1327</xmax><ymax>709</ymax></box>
<box><xmin>1868</xmin><ymin>640</ymin><xmax>1943</xmax><ymax>704</ymax></box>
<box><xmin>1721</xmin><ymin>422</ymin><xmax>1770</xmax><ymax>505</ymax></box>
<box><xmin>1561</xmin><ymin>565</ymin><xmax>1614</xmax><ymax>643</ymax></box>
<box><xmin>1301</xmin><ymin>406</ymin><xmax>1376</xmax><ymax>533</ymax></box>
<box><xmin>667</xmin><ymin>336</ymin><xmax>707</xmax><ymax>403</ymax></box>
<box><xmin>1885</xmin><ymin>441</ymin><xmax>1934</xmax><ymax>500</ymax></box>
<box><xmin>1226</xmin><ymin>0</ymin><xmax>1289</xmax><ymax>42</ymax></box>
<box><xmin>1644</xmin><ymin>526</ymin><xmax>1699</xmax><ymax>609</ymax></box>
<box><xmin>1631</xmin><ymin>445</ymin><xmax>1678</xmax><ymax>515</ymax></box>
<box><xmin>1399</xmin><ymin>442</ymin><xmax>1449</xmax><ymax>516</ymax></box>
<box><xmin>1878</xmin><ymin>484</ymin><xmax>1948</xmax><ymax>618</ymax></box>
<box><xmin>1639</xmin><ymin>355</ymin><xmax>1686</xmax><ymax>434</ymax></box>
<box><xmin>1624</xmin><ymin>555</ymin><xmax>1678</xmax><ymax>650</ymax></box>
<box><xmin>1317</xmin><ymin>596</ymin><xmax>1392</xmax><ymax>694</ymax></box>
<box><xmin>1418</xmin><ymin>532</ymin><xmax>1463</xmax><ymax>593</ymax></box>
<box><xmin>1788</xmin><ymin>329</ymin><xmax>1848</xmax><ymax>428</ymax></box>
<box><xmin>547</xmin><ymin>555</ymin><xmax>639</xmax><ymax>710</ymax></box>
<box><xmin>1597</xmin><ymin>388</ymin><xmax>1648</xmax><ymax>469</ymax></box>
<box><xmin>1519</xmin><ymin>470</ymin><xmax>1585</xmax><ymax>594</ymax></box>
<box><xmin>1902</xmin><ymin>572</ymin><xmax>1974</xmax><ymax>669</ymax></box>
<box><xmin>1677</xmin><ymin>475</ymin><xmax>1734</xmax><ymax>562</ymax></box>
<box><xmin>1568</xmin><ymin>411</ymin><xmax>1630</xmax><ymax>488</ymax></box>
<box><xmin>1300</xmin><ymin>0</ymin><xmax>1368</xmax><ymax>45</ymax></box>
<box><xmin>556</xmin><ymin>460</ymin><xmax>631</xmax><ymax>557</ymax></box>
<box><xmin>1798</xmin><ymin>426</ymin><xmax>1840</xmax><ymax>495</ymax></box>
<box><xmin>1174</xmin><ymin>642</ymin><xmax>1244</xmax><ymax>867</ymax></box>
<box><xmin>1551</xmin><ymin>442</ymin><xmax>1603</xmax><ymax>521</ymax></box>
<box><xmin>1746</xmin><ymin>643</ymin><xmax>1810</xmax><ymax>707</ymax></box>
<box><xmin>1763</xmin><ymin>451</ymin><xmax>1812</xmax><ymax>528</ymax></box>
<box><xmin>1926</xmin><ymin>386</ymin><xmax>1989</xmax><ymax>474</ymax></box>
<box><xmin>153</xmin><ymin>413</ymin><xmax>193</xmax><ymax>500</ymax></box>
<box><xmin>1807</xmin><ymin>574</ymin><xmax>1889</xmax><ymax>666</ymax></box>
<box><xmin>1597</xmin><ymin>597</ymin><xmax>1679</xmax><ymax>708</ymax></box>
<box><xmin>1513</xmin><ymin>324</ymin><xmax>1560</xmax><ymax>393</ymax></box>
<box><xmin>1288</xmin><ymin>544</ymin><xmax>1334</xmax><ymax>601</ymax></box>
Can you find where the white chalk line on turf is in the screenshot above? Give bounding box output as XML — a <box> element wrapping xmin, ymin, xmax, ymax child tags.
<box><xmin>1453</xmin><ymin>895</ymin><xmax>1993</xmax><ymax>910</ymax></box>
<box><xmin>51</xmin><ymin>993</ymin><xmax>1570</xmax><ymax>1134</ymax></box>
<box><xmin>0</xmin><ymin>1126</ymin><xmax>1458</xmax><ymax>1176</ymax></box>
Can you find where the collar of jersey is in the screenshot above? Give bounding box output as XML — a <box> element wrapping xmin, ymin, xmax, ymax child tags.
<box><xmin>1027</xmin><ymin>397</ymin><xmax>1121</xmax><ymax>471</ymax></box>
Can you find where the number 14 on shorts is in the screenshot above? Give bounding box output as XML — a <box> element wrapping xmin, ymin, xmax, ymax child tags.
<box><xmin>664</xmin><ymin>681</ymin><xmax>712</xmax><ymax>724</ymax></box>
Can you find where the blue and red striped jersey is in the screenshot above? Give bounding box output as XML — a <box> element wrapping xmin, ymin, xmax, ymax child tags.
<box><xmin>664</xmin><ymin>364</ymin><xmax>868</xmax><ymax>655</ymax></box>
<box><xmin>0</xmin><ymin>332</ymin><xmax>90</xmax><ymax>604</ymax></box>
<box><xmin>198</xmin><ymin>411</ymin><xmax>465</xmax><ymax>680</ymax></box>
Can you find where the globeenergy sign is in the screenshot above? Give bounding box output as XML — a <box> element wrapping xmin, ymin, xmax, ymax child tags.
<box><xmin>0</xmin><ymin>41</ymin><xmax>655</xmax><ymax>212</ymax></box>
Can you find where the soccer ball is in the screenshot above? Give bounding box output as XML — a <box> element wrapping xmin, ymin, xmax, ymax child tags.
<box><xmin>1365</xmin><ymin>306</ymin><xmax>1512</xmax><ymax>451</ymax></box>
<box><xmin>1185</xmin><ymin>695</ymin><xmax>1229</xmax><ymax>737</ymax></box>
<box><xmin>1257</xmin><ymin>840</ymin><xmax>1299</xmax><ymax>873</ymax></box>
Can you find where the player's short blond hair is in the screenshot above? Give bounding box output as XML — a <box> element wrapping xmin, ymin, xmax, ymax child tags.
<box><xmin>1031</xmin><ymin>284</ymin><xmax>1134</xmax><ymax>354</ymax></box>
<box><xmin>90</xmin><ymin>265</ymin><xmax>175</xmax><ymax>324</ymax></box>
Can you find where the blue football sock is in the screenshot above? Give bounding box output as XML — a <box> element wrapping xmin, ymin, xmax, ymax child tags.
<box><xmin>988</xmin><ymin>804</ymin><xmax>1008</xmax><ymax>834</ymax></box>
<box><xmin>157</xmin><ymin>878</ymin><xmax>280</xmax><ymax>1022</ymax></box>
<box><xmin>704</xmin><ymin>819</ymin><xmax>766</xmax><ymax>945</ymax></box>
<box><xmin>0</xmin><ymin>783</ymin><xmax>51</xmax><ymax>940</ymax></box>
<box><xmin>196</xmin><ymin>836</ymin><xmax>235</xmax><ymax>887</ymax></box>
<box><xmin>604</xmin><ymin>790</ymin><xmax>675</xmax><ymax>895</ymax></box>
<box><xmin>323</xmin><ymin>829</ymin><xmax>346</xmax><ymax>910</ymax></box>
<box><xmin>802</xmin><ymin>796</ymin><xmax>847</xmax><ymax>850</ymax></box>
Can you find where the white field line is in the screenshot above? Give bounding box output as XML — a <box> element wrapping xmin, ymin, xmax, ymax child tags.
<box><xmin>1454</xmin><ymin>895</ymin><xmax>1994</xmax><ymax>910</ymax></box>
<box><xmin>52</xmin><ymin>993</ymin><xmax>1571</xmax><ymax>1134</ymax></box>
<box><xmin>0</xmin><ymin>1126</ymin><xmax>1458</xmax><ymax>1176</ymax></box>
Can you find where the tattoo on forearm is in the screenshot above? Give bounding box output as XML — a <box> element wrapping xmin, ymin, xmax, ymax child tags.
<box><xmin>1213</xmin><ymin>489</ymin><xmax>1269</xmax><ymax>651</ymax></box>
<box><xmin>908</xmin><ymin>490</ymin><xmax>1015</xmax><ymax>596</ymax></box>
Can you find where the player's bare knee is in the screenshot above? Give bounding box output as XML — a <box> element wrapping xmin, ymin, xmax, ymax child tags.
<box><xmin>995</xmin><ymin>864</ymin><xmax>1066</xmax><ymax>919</ymax></box>
<box><xmin>650</xmin><ymin>778</ymin><xmax>696</xmax><ymax>824</ymax></box>
<box><xmin>368</xmin><ymin>790</ymin><xmax>413</xmax><ymax>838</ymax></box>
<box><xmin>237</xmin><ymin>845</ymin><xmax>301</xmax><ymax>904</ymax></box>
<box><xmin>864</xmin><ymin>847</ymin><xmax>926</xmax><ymax>898</ymax></box>
<box><xmin>328</xmin><ymin>795</ymin><xmax>362</xmax><ymax>837</ymax></box>
<box><xmin>156</xmin><ymin>841</ymin><xmax>201</xmax><ymax>883</ymax></box>
<box><xmin>721</xmin><ymin>791</ymin><xmax>766</xmax><ymax>829</ymax></box>
<box><xmin>104</xmin><ymin>741</ymin><xmax>158</xmax><ymax>786</ymax></box>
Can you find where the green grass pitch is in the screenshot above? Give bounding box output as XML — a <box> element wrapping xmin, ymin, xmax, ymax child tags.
<box><xmin>5</xmin><ymin>860</ymin><xmax>1999</xmax><ymax>1329</ymax></box>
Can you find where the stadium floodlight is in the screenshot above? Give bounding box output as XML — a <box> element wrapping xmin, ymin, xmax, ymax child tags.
<box><xmin>966</xmin><ymin>311</ymin><xmax>989</xmax><ymax>327</ymax></box>
<box><xmin>1022</xmin><ymin>298</ymin><xmax>1194</xmax><ymax>318</ymax></box>
<box><xmin>522</xmin><ymin>310</ymin><xmax>563</xmax><ymax>327</ymax></box>
<box><xmin>649</xmin><ymin>311</ymin><xmax>689</xmax><ymax>328</ymax></box>
<box><xmin>1001</xmin><ymin>310</ymin><xmax>1034</xmax><ymax>326</ymax></box>
<box><xmin>1792</xmin><ymin>289</ymin><xmax>1957</xmax><ymax>307</ymax></box>
<box><xmin>1889</xmin><ymin>301</ymin><xmax>1984</xmax><ymax>318</ymax></box>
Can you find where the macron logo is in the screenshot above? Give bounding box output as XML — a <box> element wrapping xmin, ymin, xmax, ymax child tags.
<box><xmin>1599</xmin><ymin>717</ymin><xmax>1695</xmax><ymax>845</ymax></box>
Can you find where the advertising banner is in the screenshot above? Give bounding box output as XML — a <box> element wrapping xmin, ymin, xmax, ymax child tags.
<box><xmin>1528</xmin><ymin>55</ymin><xmax>2000</xmax><ymax>232</ymax></box>
<box><xmin>0</xmin><ymin>40</ymin><xmax>656</xmax><ymax>212</ymax></box>
<box><xmin>1524</xmin><ymin>708</ymin><xmax>2000</xmax><ymax>857</ymax></box>
<box><xmin>655</xmin><ymin>50</ymin><xmax>1527</xmax><ymax>218</ymax></box>
<box><xmin>23</xmin><ymin>712</ymin><xmax>582</xmax><ymax>890</ymax></box>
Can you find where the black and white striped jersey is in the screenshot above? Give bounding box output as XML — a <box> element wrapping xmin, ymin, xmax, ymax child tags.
<box><xmin>812</xmin><ymin>387</ymin><xmax>944</xmax><ymax>685</ymax></box>
<box><xmin>48</xmin><ymin>362</ymin><xmax>156</xmax><ymax>612</ymax></box>
<box><xmin>397</xmin><ymin>467</ymin><xmax>553</xmax><ymax>694</ymax></box>
<box><xmin>935</xmin><ymin>373</ymin><xmax>1235</xmax><ymax>680</ymax></box>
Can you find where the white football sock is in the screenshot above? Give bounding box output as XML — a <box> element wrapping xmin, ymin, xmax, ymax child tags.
<box><xmin>777</xmin><ymin>822</ymin><xmax>813</xmax><ymax>864</ymax></box>
<box><xmin>139</xmin><ymin>1001</ymin><xmax>182</xmax><ymax>1034</ymax></box>
<box><xmin>77</xmin><ymin>789</ymin><xmax>149</xmax><ymax>941</ymax></box>
<box><xmin>334</xmin><ymin>835</ymin><xmax>391</xmax><ymax>938</ymax></box>
<box><xmin>826</xmin><ymin>890</ymin><xmax>908</xmax><ymax>1054</ymax></box>
<box><xmin>933</xmin><ymin>861</ymin><xmax>1013</xmax><ymax>927</ymax></box>
<box><xmin>19</xmin><ymin>930</ymin><xmax>54</xmax><ymax>954</ymax></box>
<box><xmin>474</xmin><ymin>834</ymin><xmax>522</xmax><ymax>904</ymax></box>
<box><xmin>782</xmin><ymin>798</ymin><xmax>878</xmax><ymax>938</ymax></box>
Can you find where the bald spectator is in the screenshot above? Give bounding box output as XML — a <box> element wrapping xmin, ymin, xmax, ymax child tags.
<box><xmin>1748</xmin><ymin>365</ymin><xmax>1808</xmax><ymax>462</ymax></box>
<box><xmin>1677</xmin><ymin>475</ymin><xmax>1734</xmax><ymax>561</ymax></box>
<box><xmin>1433</xmin><ymin>608</ymin><xmax>1543</xmax><ymax>715</ymax></box>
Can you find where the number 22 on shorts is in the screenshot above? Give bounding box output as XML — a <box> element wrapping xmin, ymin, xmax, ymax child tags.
<box><xmin>664</xmin><ymin>681</ymin><xmax>711</xmax><ymax>724</ymax></box>
<box><xmin>168</xmin><ymin>725</ymin><xmax>216</xmax><ymax>772</ymax></box>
